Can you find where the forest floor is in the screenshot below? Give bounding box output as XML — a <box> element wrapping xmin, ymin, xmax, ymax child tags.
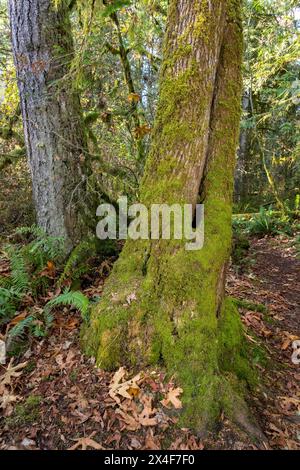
<box><xmin>0</xmin><ymin>236</ymin><xmax>299</xmax><ymax>450</ymax></box>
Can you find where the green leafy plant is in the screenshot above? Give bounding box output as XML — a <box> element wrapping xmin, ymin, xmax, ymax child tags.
<box><xmin>247</xmin><ymin>208</ymin><xmax>293</xmax><ymax>237</ymax></box>
<box><xmin>16</xmin><ymin>225</ymin><xmax>66</xmax><ymax>271</ymax></box>
<box><xmin>5</xmin><ymin>308</ymin><xmax>54</xmax><ymax>355</ymax></box>
<box><xmin>0</xmin><ymin>226</ymin><xmax>68</xmax><ymax>353</ymax></box>
<box><xmin>102</xmin><ymin>0</ymin><xmax>132</xmax><ymax>18</ymax></box>
<box><xmin>44</xmin><ymin>289</ymin><xmax>90</xmax><ymax>323</ymax></box>
<box><xmin>58</xmin><ymin>237</ymin><xmax>95</xmax><ymax>286</ymax></box>
<box><xmin>0</xmin><ymin>245</ymin><xmax>30</xmax><ymax>325</ymax></box>
<box><xmin>0</xmin><ymin>287</ymin><xmax>22</xmax><ymax>322</ymax></box>
<box><xmin>233</xmin><ymin>208</ymin><xmax>294</xmax><ymax>238</ymax></box>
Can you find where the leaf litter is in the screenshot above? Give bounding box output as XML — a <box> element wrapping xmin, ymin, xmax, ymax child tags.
<box><xmin>0</xmin><ymin>236</ymin><xmax>299</xmax><ymax>450</ymax></box>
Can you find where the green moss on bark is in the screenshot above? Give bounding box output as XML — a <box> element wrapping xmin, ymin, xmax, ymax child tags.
<box><xmin>81</xmin><ymin>0</ymin><xmax>249</xmax><ymax>433</ymax></box>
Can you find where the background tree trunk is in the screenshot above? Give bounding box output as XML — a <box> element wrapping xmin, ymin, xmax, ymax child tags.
<box><xmin>9</xmin><ymin>0</ymin><xmax>88</xmax><ymax>251</ymax></box>
<box><xmin>83</xmin><ymin>0</ymin><xmax>255</xmax><ymax>431</ymax></box>
<box><xmin>235</xmin><ymin>91</ymin><xmax>251</xmax><ymax>203</ymax></box>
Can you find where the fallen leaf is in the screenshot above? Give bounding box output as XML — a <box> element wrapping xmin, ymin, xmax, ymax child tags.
<box><xmin>126</xmin><ymin>293</ymin><xmax>137</xmax><ymax>305</ymax></box>
<box><xmin>161</xmin><ymin>387</ymin><xmax>183</xmax><ymax>410</ymax></box>
<box><xmin>0</xmin><ymin>388</ymin><xmax>18</xmax><ymax>410</ymax></box>
<box><xmin>109</xmin><ymin>368</ymin><xmax>141</xmax><ymax>404</ymax></box>
<box><xmin>292</xmin><ymin>340</ymin><xmax>300</xmax><ymax>365</ymax></box>
<box><xmin>39</xmin><ymin>260</ymin><xmax>56</xmax><ymax>278</ymax></box>
<box><xmin>130</xmin><ymin>437</ymin><xmax>142</xmax><ymax>449</ymax></box>
<box><xmin>281</xmin><ymin>338</ymin><xmax>291</xmax><ymax>351</ymax></box>
<box><xmin>0</xmin><ymin>359</ymin><xmax>27</xmax><ymax>387</ymax></box>
<box><xmin>116</xmin><ymin>409</ymin><xmax>140</xmax><ymax>431</ymax></box>
<box><xmin>9</xmin><ymin>312</ymin><xmax>28</xmax><ymax>326</ymax></box>
<box><xmin>138</xmin><ymin>395</ymin><xmax>158</xmax><ymax>426</ymax></box>
<box><xmin>144</xmin><ymin>429</ymin><xmax>161</xmax><ymax>450</ymax></box>
<box><xmin>68</xmin><ymin>436</ymin><xmax>105</xmax><ymax>450</ymax></box>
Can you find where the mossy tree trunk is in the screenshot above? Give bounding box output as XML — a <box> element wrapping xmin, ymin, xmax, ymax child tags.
<box><xmin>83</xmin><ymin>0</ymin><xmax>254</xmax><ymax>431</ymax></box>
<box><xmin>9</xmin><ymin>0</ymin><xmax>88</xmax><ymax>252</ymax></box>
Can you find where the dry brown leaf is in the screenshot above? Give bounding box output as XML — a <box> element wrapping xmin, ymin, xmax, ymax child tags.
<box><xmin>144</xmin><ymin>429</ymin><xmax>161</xmax><ymax>450</ymax></box>
<box><xmin>0</xmin><ymin>359</ymin><xmax>27</xmax><ymax>387</ymax></box>
<box><xmin>116</xmin><ymin>409</ymin><xmax>140</xmax><ymax>431</ymax></box>
<box><xmin>55</xmin><ymin>354</ymin><xmax>64</xmax><ymax>368</ymax></box>
<box><xmin>68</xmin><ymin>437</ymin><xmax>105</xmax><ymax>450</ymax></box>
<box><xmin>110</xmin><ymin>367</ymin><xmax>126</xmax><ymax>387</ymax></box>
<box><xmin>0</xmin><ymin>388</ymin><xmax>18</xmax><ymax>410</ymax></box>
<box><xmin>281</xmin><ymin>338</ymin><xmax>291</xmax><ymax>351</ymax></box>
<box><xmin>292</xmin><ymin>340</ymin><xmax>300</xmax><ymax>365</ymax></box>
<box><xmin>130</xmin><ymin>437</ymin><xmax>142</xmax><ymax>449</ymax></box>
<box><xmin>161</xmin><ymin>387</ymin><xmax>183</xmax><ymax>409</ymax></box>
<box><xmin>138</xmin><ymin>395</ymin><xmax>158</xmax><ymax>426</ymax></box>
<box><xmin>109</xmin><ymin>367</ymin><xmax>141</xmax><ymax>404</ymax></box>
<box><xmin>186</xmin><ymin>435</ymin><xmax>204</xmax><ymax>450</ymax></box>
<box><xmin>9</xmin><ymin>312</ymin><xmax>28</xmax><ymax>326</ymax></box>
<box><xmin>39</xmin><ymin>260</ymin><xmax>56</xmax><ymax>278</ymax></box>
<box><xmin>278</xmin><ymin>396</ymin><xmax>300</xmax><ymax>410</ymax></box>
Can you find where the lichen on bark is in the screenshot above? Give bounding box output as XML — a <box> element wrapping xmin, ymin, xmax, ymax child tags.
<box><xmin>82</xmin><ymin>0</ymin><xmax>258</xmax><ymax>433</ymax></box>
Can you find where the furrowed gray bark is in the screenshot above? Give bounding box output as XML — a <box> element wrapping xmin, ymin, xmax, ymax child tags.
<box><xmin>9</xmin><ymin>0</ymin><xmax>87</xmax><ymax>251</ymax></box>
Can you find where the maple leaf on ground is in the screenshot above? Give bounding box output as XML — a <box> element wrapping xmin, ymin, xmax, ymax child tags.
<box><xmin>161</xmin><ymin>387</ymin><xmax>183</xmax><ymax>410</ymax></box>
<box><xmin>138</xmin><ymin>394</ymin><xmax>158</xmax><ymax>426</ymax></box>
<box><xmin>109</xmin><ymin>367</ymin><xmax>142</xmax><ymax>404</ymax></box>
<box><xmin>68</xmin><ymin>433</ymin><xmax>106</xmax><ymax>450</ymax></box>
<box><xmin>0</xmin><ymin>359</ymin><xmax>27</xmax><ymax>387</ymax></box>
<box><xmin>110</xmin><ymin>367</ymin><xmax>126</xmax><ymax>387</ymax></box>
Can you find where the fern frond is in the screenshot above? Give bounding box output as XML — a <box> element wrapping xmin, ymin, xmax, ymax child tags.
<box><xmin>28</xmin><ymin>236</ymin><xmax>65</xmax><ymax>262</ymax></box>
<box><xmin>44</xmin><ymin>289</ymin><xmax>90</xmax><ymax>322</ymax></box>
<box><xmin>0</xmin><ymin>275</ymin><xmax>12</xmax><ymax>289</ymax></box>
<box><xmin>0</xmin><ymin>287</ymin><xmax>19</xmax><ymax>321</ymax></box>
<box><xmin>43</xmin><ymin>309</ymin><xmax>54</xmax><ymax>330</ymax></box>
<box><xmin>16</xmin><ymin>225</ymin><xmax>66</xmax><ymax>270</ymax></box>
<box><xmin>3</xmin><ymin>246</ymin><xmax>30</xmax><ymax>295</ymax></box>
<box><xmin>58</xmin><ymin>238</ymin><xmax>95</xmax><ymax>285</ymax></box>
<box><xmin>6</xmin><ymin>315</ymin><xmax>35</xmax><ymax>349</ymax></box>
<box><xmin>10</xmin><ymin>248</ymin><xmax>30</xmax><ymax>294</ymax></box>
<box><xmin>16</xmin><ymin>224</ymin><xmax>45</xmax><ymax>239</ymax></box>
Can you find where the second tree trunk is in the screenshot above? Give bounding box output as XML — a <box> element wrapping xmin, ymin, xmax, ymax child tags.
<box><xmin>9</xmin><ymin>0</ymin><xmax>88</xmax><ymax>252</ymax></box>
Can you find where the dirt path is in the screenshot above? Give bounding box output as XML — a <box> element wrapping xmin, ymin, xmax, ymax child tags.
<box><xmin>251</xmin><ymin>238</ymin><xmax>300</xmax><ymax>333</ymax></box>
<box><xmin>226</xmin><ymin>236</ymin><xmax>300</xmax><ymax>449</ymax></box>
<box><xmin>0</xmin><ymin>236</ymin><xmax>299</xmax><ymax>450</ymax></box>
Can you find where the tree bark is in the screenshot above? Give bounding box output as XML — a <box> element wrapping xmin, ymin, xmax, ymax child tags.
<box><xmin>83</xmin><ymin>0</ymin><xmax>254</xmax><ymax>431</ymax></box>
<box><xmin>234</xmin><ymin>91</ymin><xmax>251</xmax><ymax>203</ymax></box>
<box><xmin>9</xmin><ymin>0</ymin><xmax>88</xmax><ymax>252</ymax></box>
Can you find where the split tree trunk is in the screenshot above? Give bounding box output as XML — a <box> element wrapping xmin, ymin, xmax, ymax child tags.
<box><xmin>83</xmin><ymin>0</ymin><xmax>253</xmax><ymax>431</ymax></box>
<box><xmin>9</xmin><ymin>0</ymin><xmax>87</xmax><ymax>252</ymax></box>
